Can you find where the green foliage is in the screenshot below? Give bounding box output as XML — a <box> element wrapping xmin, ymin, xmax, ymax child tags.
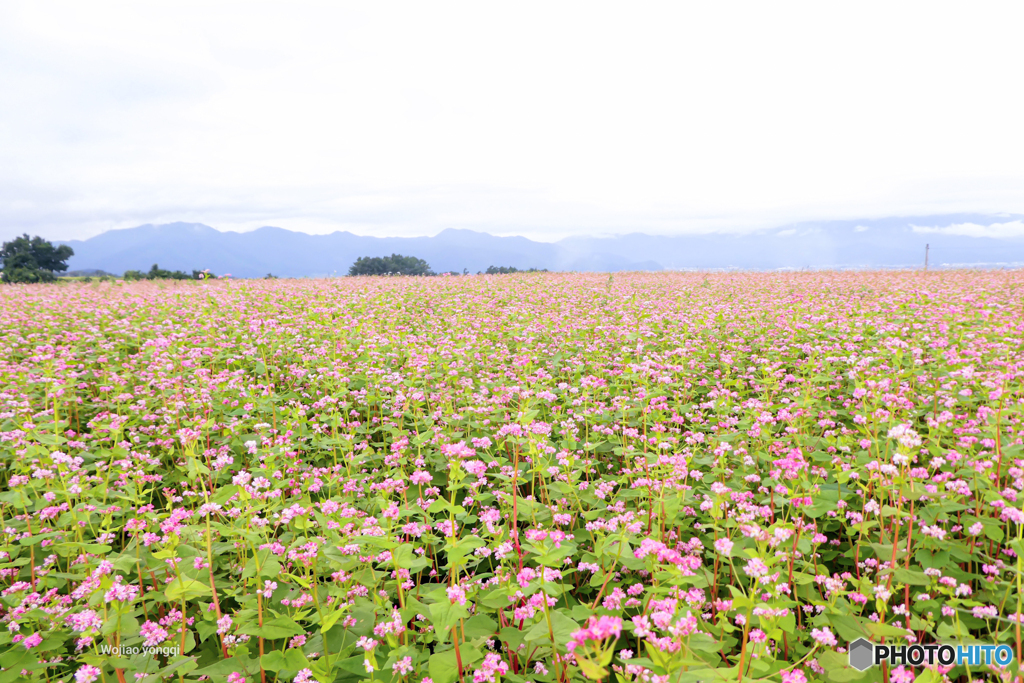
<box><xmin>122</xmin><ymin>265</ymin><xmax>214</xmax><ymax>280</ymax></box>
<box><xmin>348</xmin><ymin>253</ymin><xmax>434</xmax><ymax>276</ymax></box>
<box><xmin>0</xmin><ymin>233</ymin><xmax>74</xmax><ymax>283</ymax></box>
<box><xmin>145</xmin><ymin>264</ymin><xmax>192</xmax><ymax>280</ymax></box>
<box><xmin>484</xmin><ymin>265</ymin><xmax>549</xmax><ymax>274</ymax></box>
<box><xmin>60</xmin><ymin>269</ymin><xmax>115</xmax><ymax>278</ymax></box>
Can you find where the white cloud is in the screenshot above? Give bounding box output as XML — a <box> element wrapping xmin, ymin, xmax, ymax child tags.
<box><xmin>911</xmin><ymin>221</ymin><xmax>1024</xmax><ymax>239</ymax></box>
<box><xmin>3</xmin><ymin>1</ymin><xmax>1024</xmax><ymax>240</ymax></box>
<box><xmin>854</xmin><ymin>225</ymin><xmax>870</xmax><ymax>232</ymax></box>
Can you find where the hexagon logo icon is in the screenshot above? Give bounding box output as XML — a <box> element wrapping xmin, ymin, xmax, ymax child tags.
<box><xmin>849</xmin><ymin>638</ymin><xmax>874</xmax><ymax>671</ymax></box>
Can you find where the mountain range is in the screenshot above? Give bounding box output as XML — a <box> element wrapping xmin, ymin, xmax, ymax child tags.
<box><xmin>57</xmin><ymin>214</ymin><xmax>1024</xmax><ymax>277</ymax></box>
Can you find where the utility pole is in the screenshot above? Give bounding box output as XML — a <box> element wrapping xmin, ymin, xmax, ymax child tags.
<box><xmin>924</xmin><ymin>244</ymin><xmax>929</xmax><ymax>271</ymax></box>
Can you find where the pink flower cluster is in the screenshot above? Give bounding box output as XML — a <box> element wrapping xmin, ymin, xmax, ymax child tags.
<box><xmin>567</xmin><ymin>615</ymin><xmax>623</xmax><ymax>652</ymax></box>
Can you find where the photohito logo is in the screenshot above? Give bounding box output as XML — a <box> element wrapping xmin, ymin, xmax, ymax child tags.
<box><xmin>848</xmin><ymin>639</ymin><xmax>1015</xmax><ymax>671</ymax></box>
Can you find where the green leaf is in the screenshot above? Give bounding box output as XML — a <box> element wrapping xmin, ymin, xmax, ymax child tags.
<box><xmin>826</xmin><ymin>614</ymin><xmax>868</xmax><ymax>643</ymax></box>
<box><xmin>892</xmin><ymin>568</ymin><xmax>929</xmax><ymax>586</ymax></box>
<box><xmin>523</xmin><ymin>609</ymin><xmax>579</xmax><ymax>650</ymax></box>
<box><xmin>139</xmin><ymin>657</ymin><xmax>199</xmax><ymax>683</ymax></box>
<box><xmin>576</xmin><ymin>656</ymin><xmax>608</xmax><ymax>680</ymax></box>
<box><xmin>393</xmin><ymin>543</ymin><xmax>415</xmax><ymax>569</ymax></box>
<box><xmin>165</xmin><ymin>577</ymin><xmax>212</xmax><ymax>601</ymax></box>
<box><xmin>429</xmin><ymin>650</ymin><xmax>461</xmax><ymax>683</ymax></box>
<box><xmin>500</xmin><ymin>626</ymin><xmax>527</xmax><ymax>652</ymax></box>
<box><xmin>463</xmin><ymin>614</ymin><xmax>498</xmax><ymax>640</ymax></box>
<box><xmin>261</xmin><ymin>650</ymin><xmax>289</xmax><ymax>672</ymax></box>
<box><xmin>260</xmin><ymin>649</ymin><xmax>309</xmax><ymax>673</ymax></box>
<box><xmin>18</xmin><ymin>531</ymin><xmax>61</xmax><ymax>545</ymax></box>
<box><xmin>283</xmin><ymin>649</ymin><xmax>311</xmax><ymax>671</ymax></box>
<box><xmin>429</xmin><ymin>647</ymin><xmax>482</xmax><ymax>683</ymax></box>
<box><xmin>241</xmin><ymin>615</ymin><xmax>305</xmax><ymax>640</ymax></box>
<box><xmin>321</xmin><ymin>607</ymin><xmax>347</xmax><ymax>633</ymax></box>
<box><xmin>983</xmin><ymin>521</ymin><xmax>1005</xmax><ymax>542</ymax></box>
<box><xmin>818</xmin><ymin>649</ymin><xmax>868</xmax><ymax>682</ymax></box>
<box><xmin>0</xmin><ymin>647</ymin><xmax>34</xmax><ymax>671</ymax></box>
<box><xmin>429</xmin><ymin>600</ymin><xmax>470</xmax><ymax>639</ymax></box>
<box><xmin>194</xmin><ymin>657</ymin><xmax>249</xmax><ymax>676</ymax></box>
<box><xmin>337</xmin><ymin>654</ymin><xmax>373</xmax><ymax>678</ymax></box>
<box><xmin>572</xmin><ymin>604</ymin><xmax>596</xmax><ymax>621</ymax></box>
<box><xmin>866</xmin><ymin>622</ymin><xmax>913</xmax><ymax>639</ymax></box>
<box><xmin>804</xmin><ymin>499</ymin><xmax>838</xmax><ymax>518</ymax></box>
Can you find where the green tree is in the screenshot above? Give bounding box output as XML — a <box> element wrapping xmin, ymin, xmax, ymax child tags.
<box><xmin>123</xmin><ymin>266</ymin><xmax>209</xmax><ymax>280</ymax></box>
<box><xmin>485</xmin><ymin>265</ymin><xmax>548</xmax><ymax>274</ymax></box>
<box><xmin>348</xmin><ymin>253</ymin><xmax>434</xmax><ymax>276</ymax></box>
<box><xmin>144</xmin><ymin>263</ymin><xmax>191</xmax><ymax>280</ymax></box>
<box><xmin>0</xmin><ymin>234</ymin><xmax>74</xmax><ymax>283</ymax></box>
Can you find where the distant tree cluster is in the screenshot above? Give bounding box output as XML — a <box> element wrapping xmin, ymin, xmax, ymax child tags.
<box><xmin>122</xmin><ymin>264</ymin><xmax>215</xmax><ymax>281</ymax></box>
<box><xmin>345</xmin><ymin>256</ymin><xmax>555</xmax><ymax>277</ymax></box>
<box><xmin>348</xmin><ymin>254</ymin><xmax>434</xmax><ymax>276</ymax></box>
<box><xmin>62</xmin><ymin>269</ymin><xmax>115</xmax><ymax>278</ymax></box>
<box><xmin>484</xmin><ymin>265</ymin><xmax>549</xmax><ymax>274</ymax></box>
<box><xmin>0</xmin><ymin>234</ymin><xmax>74</xmax><ymax>283</ymax></box>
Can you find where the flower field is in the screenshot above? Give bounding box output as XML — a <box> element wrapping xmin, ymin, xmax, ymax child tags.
<box><xmin>1</xmin><ymin>271</ymin><xmax>1023</xmax><ymax>683</ymax></box>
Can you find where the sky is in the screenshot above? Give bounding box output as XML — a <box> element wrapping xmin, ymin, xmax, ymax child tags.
<box><xmin>2</xmin><ymin>2</ymin><xmax>1024</xmax><ymax>242</ymax></box>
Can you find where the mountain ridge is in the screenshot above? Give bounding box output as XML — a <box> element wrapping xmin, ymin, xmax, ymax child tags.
<box><xmin>55</xmin><ymin>214</ymin><xmax>1024</xmax><ymax>277</ymax></box>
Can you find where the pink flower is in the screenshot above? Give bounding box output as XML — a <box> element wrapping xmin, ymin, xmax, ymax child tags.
<box><xmin>447</xmin><ymin>584</ymin><xmax>467</xmax><ymax>605</ymax></box>
<box><xmin>103</xmin><ymin>576</ymin><xmax>139</xmax><ymax>603</ymax></box>
<box><xmin>743</xmin><ymin>559</ymin><xmax>768</xmax><ymax>578</ymax></box>
<box><xmin>810</xmin><ymin>627</ymin><xmax>837</xmax><ymax>647</ymax></box>
<box><xmin>568</xmin><ymin>616</ymin><xmax>623</xmax><ymax>651</ymax></box>
<box><xmin>972</xmin><ymin>605</ymin><xmax>998</xmax><ymax>619</ymax></box>
<box><xmin>410</xmin><ymin>470</ymin><xmax>432</xmax><ymax>485</ymax></box>
<box><xmin>890</xmin><ymin>666</ymin><xmax>915</xmax><ymax>683</ymax></box>
<box><xmin>714</xmin><ymin>538</ymin><xmax>733</xmax><ymax>556</ymax></box>
<box><xmin>76</xmin><ymin>666</ymin><xmax>102</xmax><ymax>683</ymax></box>
<box><xmin>393</xmin><ymin>657</ymin><xmax>414</xmax><ymax>676</ymax></box>
<box><xmin>472</xmin><ymin>653</ymin><xmax>509</xmax><ymax>683</ymax></box>
<box><xmin>140</xmin><ymin>621</ymin><xmax>169</xmax><ymax>647</ymax></box>
<box><xmin>23</xmin><ymin>632</ymin><xmax>42</xmax><ymax>649</ymax></box>
<box><xmin>780</xmin><ymin>670</ymin><xmax>806</xmax><ymax>683</ymax></box>
<box><xmin>435</xmin><ymin>520</ymin><xmax>459</xmax><ymax>537</ymax></box>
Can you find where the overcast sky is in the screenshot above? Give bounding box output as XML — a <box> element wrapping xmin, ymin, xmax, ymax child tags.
<box><xmin>2</xmin><ymin>2</ymin><xmax>1024</xmax><ymax>242</ymax></box>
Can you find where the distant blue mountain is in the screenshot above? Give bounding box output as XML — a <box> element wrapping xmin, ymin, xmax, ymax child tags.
<box><xmin>58</xmin><ymin>214</ymin><xmax>1024</xmax><ymax>277</ymax></box>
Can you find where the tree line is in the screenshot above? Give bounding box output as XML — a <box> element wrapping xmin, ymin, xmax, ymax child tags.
<box><xmin>1</xmin><ymin>234</ymin><xmax>548</xmax><ymax>283</ymax></box>
<box><xmin>348</xmin><ymin>254</ymin><xmax>548</xmax><ymax>276</ymax></box>
<box><xmin>0</xmin><ymin>234</ymin><xmax>224</xmax><ymax>284</ymax></box>
<box><xmin>122</xmin><ymin>264</ymin><xmax>216</xmax><ymax>281</ymax></box>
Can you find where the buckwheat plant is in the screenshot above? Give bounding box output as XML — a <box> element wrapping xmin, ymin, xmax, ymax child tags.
<box><xmin>0</xmin><ymin>271</ymin><xmax>1022</xmax><ymax>683</ymax></box>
